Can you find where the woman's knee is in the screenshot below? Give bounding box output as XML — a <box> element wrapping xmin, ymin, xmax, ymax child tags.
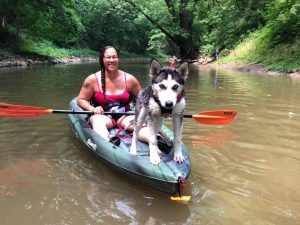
<box><xmin>90</xmin><ymin>115</ymin><xmax>114</xmax><ymax>128</ymax></box>
<box><xmin>118</xmin><ymin>116</ymin><xmax>135</xmax><ymax>130</ymax></box>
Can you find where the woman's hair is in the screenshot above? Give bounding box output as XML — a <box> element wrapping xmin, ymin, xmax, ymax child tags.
<box><xmin>98</xmin><ymin>46</ymin><xmax>118</xmax><ymax>110</ymax></box>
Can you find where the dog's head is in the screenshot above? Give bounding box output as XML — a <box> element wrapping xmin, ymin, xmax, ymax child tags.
<box><xmin>150</xmin><ymin>59</ymin><xmax>189</xmax><ymax>109</ymax></box>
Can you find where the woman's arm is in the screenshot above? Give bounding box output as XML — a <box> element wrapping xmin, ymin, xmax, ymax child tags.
<box><xmin>77</xmin><ymin>75</ymin><xmax>96</xmax><ymax>111</ymax></box>
<box><xmin>127</xmin><ymin>74</ymin><xmax>142</xmax><ymax>98</ymax></box>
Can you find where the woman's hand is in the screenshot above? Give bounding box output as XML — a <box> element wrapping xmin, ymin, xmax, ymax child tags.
<box><xmin>92</xmin><ymin>106</ymin><xmax>104</xmax><ymax>115</ymax></box>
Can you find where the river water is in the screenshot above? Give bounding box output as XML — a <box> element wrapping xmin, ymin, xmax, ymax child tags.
<box><xmin>0</xmin><ymin>62</ymin><xmax>299</xmax><ymax>225</ymax></box>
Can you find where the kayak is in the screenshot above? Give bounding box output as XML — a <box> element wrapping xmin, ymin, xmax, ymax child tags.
<box><xmin>68</xmin><ymin>98</ymin><xmax>191</xmax><ymax>195</ymax></box>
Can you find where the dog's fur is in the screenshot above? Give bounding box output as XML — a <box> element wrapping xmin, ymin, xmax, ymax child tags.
<box><xmin>130</xmin><ymin>59</ymin><xmax>189</xmax><ymax>164</ymax></box>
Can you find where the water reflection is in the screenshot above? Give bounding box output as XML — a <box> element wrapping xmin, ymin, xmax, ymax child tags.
<box><xmin>0</xmin><ymin>159</ymin><xmax>51</xmax><ymax>197</ymax></box>
<box><xmin>191</xmin><ymin>129</ymin><xmax>235</xmax><ymax>148</ymax></box>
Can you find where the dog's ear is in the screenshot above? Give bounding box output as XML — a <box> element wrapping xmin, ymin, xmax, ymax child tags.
<box><xmin>150</xmin><ymin>59</ymin><xmax>163</xmax><ymax>79</ymax></box>
<box><xmin>176</xmin><ymin>62</ymin><xmax>189</xmax><ymax>81</ymax></box>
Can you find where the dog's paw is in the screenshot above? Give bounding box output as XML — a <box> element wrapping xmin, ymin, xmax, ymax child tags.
<box><xmin>150</xmin><ymin>152</ymin><xmax>161</xmax><ymax>165</ymax></box>
<box><xmin>173</xmin><ymin>153</ymin><xmax>185</xmax><ymax>163</ymax></box>
<box><xmin>129</xmin><ymin>144</ymin><xmax>137</xmax><ymax>155</ymax></box>
<box><xmin>149</xmin><ymin>147</ymin><xmax>161</xmax><ymax>164</ymax></box>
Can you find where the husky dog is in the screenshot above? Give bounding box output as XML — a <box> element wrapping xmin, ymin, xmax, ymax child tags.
<box><xmin>130</xmin><ymin>59</ymin><xmax>189</xmax><ymax>164</ymax></box>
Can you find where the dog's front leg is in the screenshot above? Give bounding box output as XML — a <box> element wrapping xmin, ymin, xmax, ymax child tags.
<box><xmin>172</xmin><ymin>114</ymin><xmax>184</xmax><ymax>163</ymax></box>
<box><xmin>130</xmin><ymin>107</ymin><xmax>147</xmax><ymax>155</ymax></box>
<box><xmin>148</xmin><ymin>116</ymin><xmax>162</xmax><ymax>165</ymax></box>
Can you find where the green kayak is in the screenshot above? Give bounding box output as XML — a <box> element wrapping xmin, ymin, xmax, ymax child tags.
<box><xmin>68</xmin><ymin>98</ymin><xmax>191</xmax><ymax>195</ymax></box>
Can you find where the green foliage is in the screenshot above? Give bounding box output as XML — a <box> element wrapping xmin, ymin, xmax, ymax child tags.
<box><xmin>221</xmin><ymin>30</ymin><xmax>300</xmax><ymax>72</ymax></box>
<box><xmin>19</xmin><ymin>34</ymin><xmax>97</xmax><ymax>58</ymax></box>
<box><xmin>0</xmin><ymin>0</ymin><xmax>299</xmax><ymax>71</ymax></box>
<box><xmin>220</xmin><ymin>0</ymin><xmax>300</xmax><ymax>72</ymax></box>
<box><xmin>0</xmin><ymin>49</ymin><xmax>16</xmax><ymax>60</ymax></box>
<box><xmin>73</xmin><ymin>0</ymin><xmax>154</xmax><ymax>54</ymax></box>
<box><xmin>264</xmin><ymin>0</ymin><xmax>300</xmax><ymax>46</ymax></box>
<box><xmin>50</xmin><ymin>4</ymin><xmax>85</xmax><ymax>46</ymax></box>
<box><xmin>0</xmin><ymin>0</ymin><xmax>85</xmax><ymax>46</ymax></box>
<box><xmin>264</xmin><ymin>38</ymin><xmax>300</xmax><ymax>72</ymax></box>
<box><xmin>194</xmin><ymin>0</ymin><xmax>270</xmax><ymax>55</ymax></box>
<box><xmin>146</xmin><ymin>29</ymin><xmax>168</xmax><ymax>54</ymax></box>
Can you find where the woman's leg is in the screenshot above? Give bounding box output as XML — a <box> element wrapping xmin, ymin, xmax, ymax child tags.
<box><xmin>118</xmin><ymin>115</ymin><xmax>150</xmax><ymax>143</ymax></box>
<box><xmin>90</xmin><ymin>115</ymin><xmax>114</xmax><ymax>141</ymax></box>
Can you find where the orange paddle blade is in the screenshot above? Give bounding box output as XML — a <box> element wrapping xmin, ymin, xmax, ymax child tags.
<box><xmin>191</xmin><ymin>110</ymin><xmax>237</xmax><ymax>125</ymax></box>
<box><xmin>0</xmin><ymin>103</ymin><xmax>52</xmax><ymax>117</ymax></box>
<box><xmin>170</xmin><ymin>195</ymin><xmax>192</xmax><ymax>202</ymax></box>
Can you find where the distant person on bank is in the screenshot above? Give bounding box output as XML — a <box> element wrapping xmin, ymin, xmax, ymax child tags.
<box><xmin>216</xmin><ymin>48</ymin><xmax>220</xmax><ymax>60</ymax></box>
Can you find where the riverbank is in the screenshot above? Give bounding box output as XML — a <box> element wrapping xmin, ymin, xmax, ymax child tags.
<box><xmin>0</xmin><ymin>54</ymin><xmax>166</xmax><ymax>68</ymax></box>
<box><xmin>196</xmin><ymin>61</ymin><xmax>300</xmax><ymax>79</ymax></box>
<box><xmin>1</xmin><ymin>55</ymin><xmax>299</xmax><ymax>79</ymax></box>
<box><xmin>0</xmin><ymin>56</ymin><xmax>97</xmax><ymax>68</ymax></box>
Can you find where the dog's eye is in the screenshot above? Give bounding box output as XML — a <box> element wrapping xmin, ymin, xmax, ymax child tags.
<box><xmin>159</xmin><ymin>84</ymin><xmax>166</xmax><ymax>90</ymax></box>
<box><xmin>172</xmin><ymin>84</ymin><xmax>179</xmax><ymax>91</ymax></box>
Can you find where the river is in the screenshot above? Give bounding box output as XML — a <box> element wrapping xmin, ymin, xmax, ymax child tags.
<box><xmin>0</xmin><ymin>62</ymin><xmax>299</xmax><ymax>225</ymax></box>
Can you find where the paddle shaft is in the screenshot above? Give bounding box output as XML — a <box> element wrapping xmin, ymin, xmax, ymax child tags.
<box><xmin>52</xmin><ymin>110</ymin><xmax>195</xmax><ymax>118</ymax></box>
<box><xmin>52</xmin><ymin>110</ymin><xmax>135</xmax><ymax>116</ymax></box>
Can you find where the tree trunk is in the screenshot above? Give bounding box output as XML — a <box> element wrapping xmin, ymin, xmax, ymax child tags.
<box><xmin>176</xmin><ymin>0</ymin><xmax>199</xmax><ymax>59</ymax></box>
<box><xmin>175</xmin><ymin>35</ymin><xmax>199</xmax><ymax>59</ymax></box>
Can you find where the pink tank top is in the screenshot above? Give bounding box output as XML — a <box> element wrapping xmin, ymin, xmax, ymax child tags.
<box><xmin>93</xmin><ymin>72</ymin><xmax>131</xmax><ymax>111</ymax></box>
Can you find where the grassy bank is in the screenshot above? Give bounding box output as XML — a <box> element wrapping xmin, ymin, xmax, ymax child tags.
<box><xmin>0</xmin><ymin>34</ymin><xmax>165</xmax><ymax>63</ymax></box>
<box><xmin>0</xmin><ymin>36</ymin><xmax>98</xmax><ymax>61</ymax></box>
<box><xmin>21</xmin><ymin>39</ymin><xmax>99</xmax><ymax>59</ymax></box>
<box><xmin>219</xmin><ymin>29</ymin><xmax>300</xmax><ymax>73</ymax></box>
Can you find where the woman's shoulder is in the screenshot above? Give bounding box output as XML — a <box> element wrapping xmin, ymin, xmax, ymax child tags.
<box><xmin>122</xmin><ymin>71</ymin><xmax>141</xmax><ymax>95</ymax></box>
<box><xmin>85</xmin><ymin>72</ymin><xmax>100</xmax><ymax>82</ymax></box>
<box><xmin>122</xmin><ymin>70</ymin><xmax>134</xmax><ymax>79</ymax></box>
<box><xmin>124</xmin><ymin>72</ymin><xmax>139</xmax><ymax>84</ymax></box>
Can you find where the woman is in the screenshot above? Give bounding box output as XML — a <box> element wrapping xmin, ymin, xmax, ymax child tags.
<box><xmin>77</xmin><ymin>46</ymin><xmax>142</xmax><ymax>142</ymax></box>
<box><xmin>169</xmin><ymin>55</ymin><xmax>177</xmax><ymax>68</ymax></box>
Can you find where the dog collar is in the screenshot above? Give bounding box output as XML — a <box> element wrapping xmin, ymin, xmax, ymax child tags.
<box><xmin>176</xmin><ymin>90</ymin><xmax>185</xmax><ymax>102</ymax></box>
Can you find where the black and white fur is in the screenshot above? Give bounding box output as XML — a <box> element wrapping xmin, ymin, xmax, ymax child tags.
<box><xmin>130</xmin><ymin>59</ymin><xmax>189</xmax><ymax>164</ymax></box>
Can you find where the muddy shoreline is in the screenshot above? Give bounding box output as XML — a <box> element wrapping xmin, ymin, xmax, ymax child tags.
<box><xmin>0</xmin><ymin>56</ymin><xmax>157</xmax><ymax>68</ymax></box>
<box><xmin>0</xmin><ymin>57</ymin><xmax>98</xmax><ymax>68</ymax></box>
<box><xmin>196</xmin><ymin>62</ymin><xmax>300</xmax><ymax>79</ymax></box>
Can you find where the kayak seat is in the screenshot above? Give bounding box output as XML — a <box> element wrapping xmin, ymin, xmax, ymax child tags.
<box><xmin>79</xmin><ymin>119</ymin><xmax>92</xmax><ymax>128</ymax></box>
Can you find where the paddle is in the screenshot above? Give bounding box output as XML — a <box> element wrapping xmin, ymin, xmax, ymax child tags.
<box><xmin>0</xmin><ymin>103</ymin><xmax>237</xmax><ymax>125</ymax></box>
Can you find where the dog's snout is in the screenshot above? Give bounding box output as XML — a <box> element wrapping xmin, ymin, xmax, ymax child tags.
<box><xmin>165</xmin><ymin>101</ymin><xmax>173</xmax><ymax>108</ymax></box>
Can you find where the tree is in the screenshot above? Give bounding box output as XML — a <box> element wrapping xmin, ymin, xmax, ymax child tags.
<box><xmin>265</xmin><ymin>0</ymin><xmax>300</xmax><ymax>45</ymax></box>
<box><xmin>123</xmin><ymin>0</ymin><xmax>200</xmax><ymax>59</ymax></box>
<box><xmin>0</xmin><ymin>0</ymin><xmax>85</xmax><ymax>46</ymax></box>
<box><xmin>193</xmin><ymin>0</ymin><xmax>270</xmax><ymax>55</ymax></box>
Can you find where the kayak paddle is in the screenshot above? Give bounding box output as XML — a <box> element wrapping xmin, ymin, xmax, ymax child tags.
<box><xmin>0</xmin><ymin>103</ymin><xmax>237</xmax><ymax>125</ymax></box>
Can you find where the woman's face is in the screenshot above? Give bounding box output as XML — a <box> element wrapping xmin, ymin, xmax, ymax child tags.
<box><xmin>103</xmin><ymin>48</ymin><xmax>119</xmax><ymax>72</ymax></box>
